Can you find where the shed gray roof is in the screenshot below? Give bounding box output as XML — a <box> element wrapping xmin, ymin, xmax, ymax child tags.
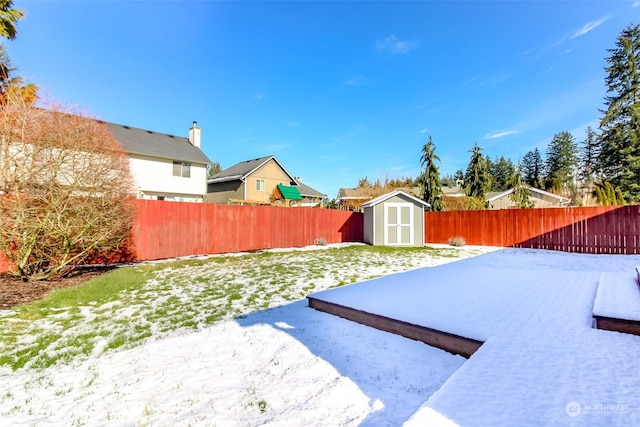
<box><xmin>104</xmin><ymin>122</ymin><xmax>212</xmax><ymax>165</ymax></box>
<box><xmin>207</xmin><ymin>155</ymin><xmax>297</xmax><ymax>184</ymax></box>
<box><xmin>361</xmin><ymin>190</ymin><xmax>430</xmax><ymax>208</ymax></box>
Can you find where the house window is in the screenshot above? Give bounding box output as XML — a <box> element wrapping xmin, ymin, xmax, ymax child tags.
<box><xmin>173</xmin><ymin>161</ymin><xmax>191</xmax><ymax>178</ymax></box>
<box><xmin>256</xmin><ymin>179</ymin><xmax>265</xmax><ymax>192</ymax></box>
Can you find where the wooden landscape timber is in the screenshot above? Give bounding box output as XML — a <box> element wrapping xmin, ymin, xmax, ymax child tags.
<box><xmin>307</xmin><ymin>296</ymin><xmax>484</xmax><ymax>358</ymax></box>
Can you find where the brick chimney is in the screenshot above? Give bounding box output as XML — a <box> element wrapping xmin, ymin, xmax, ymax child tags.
<box><xmin>189</xmin><ymin>121</ymin><xmax>201</xmax><ymax>149</ymax></box>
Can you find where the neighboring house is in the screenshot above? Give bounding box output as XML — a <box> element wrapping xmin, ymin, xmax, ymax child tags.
<box><xmin>487</xmin><ymin>186</ymin><xmax>572</xmax><ymax>209</ymax></box>
<box><xmin>206</xmin><ymin>155</ymin><xmax>298</xmax><ymax>205</ymax></box>
<box><xmin>294</xmin><ymin>179</ymin><xmax>328</xmax><ymax>207</ymax></box>
<box><xmin>441</xmin><ymin>185</ymin><xmax>466</xmax><ymax>198</ymax></box>
<box><xmin>107</xmin><ymin>121</ymin><xmax>211</xmax><ymax>202</ymax></box>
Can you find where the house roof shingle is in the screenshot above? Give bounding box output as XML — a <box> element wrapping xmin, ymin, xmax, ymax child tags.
<box><xmin>294</xmin><ymin>181</ymin><xmax>327</xmax><ymax>199</ymax></box>
<box><xmin>105</xmin><ymin>122</ymin><xmax>212</xmax><ymax>165</ymax></box>
<box><xmin>207</xmin><ymin>155</ymin><xmax>297</xmax><ymax>184</ymax></box>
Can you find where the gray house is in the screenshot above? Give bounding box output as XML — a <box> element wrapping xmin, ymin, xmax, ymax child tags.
<box><xmin>361</xmin><ymin>190</ymin><xmax>430</xmax><ymax>247</ymax></box>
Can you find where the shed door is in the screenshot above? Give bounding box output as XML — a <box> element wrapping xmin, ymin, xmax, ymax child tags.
<box><xmin>384</xmin><ymin>203</ymin><xmax>413</xmax><ymax>246</ymax></box>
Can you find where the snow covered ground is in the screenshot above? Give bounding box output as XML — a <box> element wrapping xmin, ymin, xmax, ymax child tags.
<box><xmin>1</xmin><ymin>245</ymin><xmax>639</xmax><ymax>426</ymax></box>
<box><xmin>311</xmin><ymin>248</ymin><xmax>640</xmax><ymax>426</ymax></box>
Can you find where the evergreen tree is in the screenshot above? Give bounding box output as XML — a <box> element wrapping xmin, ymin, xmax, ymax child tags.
<box><xmin>464</xmin><ymin>143</ymin><xmax>491</xmax><ymax>203</ymax></box>
<box><xmin>521</xmin><ymin>148</ymin><xmax>544</xmax><ymax>188</ymax></box>
<box><xmin>0</xmin><ymin>1</ymin><xmax>23</xmax><ymax>40</ymax></box>
<box><xmin>597</xmin><ymin>24</ymin><xmax>640</xmax><ymax>202</ymax></box>
<box><xmin>418</xmin><ymin>135</ymin><xmax>443</xmax><ymax>211</ymax></box>
<box><xmin>545</xmin><ymin>131</ymin><xmax>578</xmax><ymax>194</ymax></box>
<box><xmin>579</xmin><ymin>126</ymin><xmax>600</xmax><ymax>184</ymax></box>
<box><xmin>489</xmin><ymin>156</ymin><xmax>516</xmax><ymax>191</ymax></box>
<box><xmin>577</xmin><ymin>126</ymin><xmax>600</xmax><ymax>204</ymax></box>
<box><xmin>594</xmin><ymin>181</ymin><xmax>626</xmax><ymax>206</ymax></box>
<box><xmin>440</xmin><ymin>173</ymin><xmax>456</xmax><ymax>187</ymax></box>
<box><xmin>484</xmin><ymin>156</ymin><xmax>495</xmax><ymax>191</ymax></box>
<box><xmin>0</xmin><ymin>43</ymin><xmax>14</xmax><ymax>95</ymax></box>
<box><xmin>0</xmin><ymin>45</ymin><xmax>37</xmax><ymax>104</ymax></box>
<box><xmin>358</xmin><ymin>177</ymin><xmax>372</xmax><ymax>188</ymax></box>
<box><xmin>509</xmin><ymin>163</ymin><xmax>534</xmax><ymax>208</ymax></box>
<box><xmin>207</xmin><ymin>162</ymin><xmax>222</xmax><ymax>177</ymax></box>
<box><xmin>453</xmin><ymin>169</ymin><xmax>464</xmax><ymax>185</ymax></box>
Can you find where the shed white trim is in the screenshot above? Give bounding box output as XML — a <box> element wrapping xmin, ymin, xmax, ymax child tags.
<box><xmin>361</xmin><ymin>189</ymin><xmax>430</xmax><ymax>209</ymax></box>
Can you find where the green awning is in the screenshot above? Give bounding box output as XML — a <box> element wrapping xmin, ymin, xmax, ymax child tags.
<box><xmin>277</xmin><ymin>184</ymin><xmax>303</xmax><ymax>200</ymax></box>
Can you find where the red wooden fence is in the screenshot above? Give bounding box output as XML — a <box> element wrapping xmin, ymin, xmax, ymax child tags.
<box><xmin>131</xmin><ymin>200</ymin><xmax>363</xmax><ymax>260</ymax></box>
<box><xmin>424</xmin><ymin>205</ymin><xmax>640</xmax><ymax>254</ymax></box>
<box><xmin>0</xmin><ymin>200</ymin><xmax>364</xmax><ymax>273</ymax></box>
<box><xmin>1</xmin><ymin>203</ymin><xmax>638</xmax><ymax>274</ymax></box>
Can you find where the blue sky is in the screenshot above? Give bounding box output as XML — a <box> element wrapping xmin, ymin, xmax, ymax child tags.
<box><xmin>7</xmin><ymin>1</ymin><xmax>640</xmax><ymax>198</ymax></box>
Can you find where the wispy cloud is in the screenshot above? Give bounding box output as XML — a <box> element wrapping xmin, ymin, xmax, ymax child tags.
<box><xmin>464</xmin><ymin>71</ymin><xmax>511</xmax><ymax>91</ymax></box>
<box><xmin>634</xmin><ymin>1</ymin><xmax>640</xmax><ymax>7</ymax></box>
<box><xmin>484</xmin><ymin>129</ymin><xmax>520</xmax><ymax>140</ymax></box>
<box><xmin>419</xmin><ymin>128</ymin><xmax>428</xmax><ymax>134</ymax></box>
<box><xmin>376</xmin><ymin>35</ymin><xmax>420</xmax><ymax>54</ymax></box>
<box><xmin>253</xmin><ymin>93</ymin><xmax>265</xmax><ymax>101</ymax></box>
<box><xmin>569</xmin><ymin>16</ymin><xmax>609</xmax><ymax>39</ymax></box>
<box><xmin>285</xmin><ymin>121</ymin><xmax>299</xmax><ymax>127</ymax></box>
<box><xmin>523</xmin><ymin>15</ymin><xmax>609</xmax><ymax>60</ymax></box>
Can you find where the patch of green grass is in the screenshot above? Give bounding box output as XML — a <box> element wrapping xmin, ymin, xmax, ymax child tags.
<box><xmin>0</xmin><ymin>243</ymin><xmax>475</xmax><ymax>371</ymax></box>
<box><xmin>13</xmin><ymin>267</ymin><xmax>152</xmax><ymax>320</ymax></box>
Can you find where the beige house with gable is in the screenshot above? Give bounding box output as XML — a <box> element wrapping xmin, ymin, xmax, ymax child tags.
<box><xmin>206</xmin><ymin>155</ymin><xmax>297</xmax><ymax>205</ymax></box>
<box><xmin>487</xmin><ymin>186</ymin><xmax>572</xmax><ymax>209</ymax></box>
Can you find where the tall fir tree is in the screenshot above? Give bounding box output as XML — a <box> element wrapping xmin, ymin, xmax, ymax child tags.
<box><xmin>545</xmin><ymin>131</ymin><xmax>578</xmax><ymax>194</ymax></box>
<box><xmin>577</xmin><ymin>126</ymin><xmax>600</xmax><ymax>204</ymax></box>
<box><xmin>509</xmin><ymin>163</ymin><xmax>534</xmax><ymax>208</ymax></box>
<box><xmin>597</xmin><ymin>24</ymin><xmax>640</xmax><ymax>202</ymax></box>
<box><xmin>489</xmin><ymin>156</ymin><xmax>516</xmax><ymax>191</ymax></box>
<box><xmin>464</xmin><ymin>143</ymin><xmax>491</xmax><ymax>203</ymax></box>
<box><xmin>579</xmin><ymin>126</ymin><xmax>600</xmax><ymax>184</ymax></box>
<box><xmin>418</xmin><ymin>135</ymin><xmax>443</xmax><ymax>211</ymax></box>
<box><xmin>521</xmin><ymin>148</ymin><xmax>544</xmax><ymax>188</ymax></box>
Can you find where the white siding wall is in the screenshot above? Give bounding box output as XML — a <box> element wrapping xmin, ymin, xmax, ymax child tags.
<box><xmin>128</xmin><ymin>154</ymin><xmax>207</xmax><ymax>202</ymax></box>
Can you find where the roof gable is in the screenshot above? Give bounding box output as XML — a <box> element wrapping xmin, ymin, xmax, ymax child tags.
<box><xmin>361</xmin><ymin>190</ymin><xmax>430</xmax><ymax>208</ymax></box>
<box><xmin>105</xmin><ymin>122</ymin><xmax>212</xmax><ymax>165</ymax></box>
<box><xmin>208</xmin><ymin>155</ymin><xmax>298</xmax><ymax>185</ymax></box>
<box><xmin>487</xmin><ymin>186</ymin><xmax>571</xmax><ymax>203</ymax></box>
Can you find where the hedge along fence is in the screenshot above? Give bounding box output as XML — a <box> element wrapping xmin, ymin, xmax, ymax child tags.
<box><xmin>424</xmin><ymin>205</ymin><xmax>640</xmax><ymax>254</ymax></box>
<box><xmin>0</xmin><ymin>200</ymin><xmax>365</xmax><ymax>273</ymax></box>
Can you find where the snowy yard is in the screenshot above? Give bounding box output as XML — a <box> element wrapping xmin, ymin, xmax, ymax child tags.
<box><xmin>311</xmin><ymin>248</ymin><xmax>640</xmax><ymax>426</ymax></box>
<box><xmin>0</xmin><ymin>244</ymin><xmax>639</xmax><ymax>426</ymax></box>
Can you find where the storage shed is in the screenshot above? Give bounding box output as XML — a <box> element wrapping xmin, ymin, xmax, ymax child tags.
<box><xmin>361</xmin><ymin>190</ymin><xmax>430</xmax><ymax>246</ymax></box>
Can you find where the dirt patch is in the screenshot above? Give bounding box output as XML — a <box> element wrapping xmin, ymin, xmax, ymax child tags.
<box><xmin>0</xmin><ymin>267</ymin><xmax>113</xmax><ymax>310</ymax></box>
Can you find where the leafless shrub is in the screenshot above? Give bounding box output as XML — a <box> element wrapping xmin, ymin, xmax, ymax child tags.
<box><xmin>0</xmin><ymin>95</ymin><xmax>135</xmax><ymax>280</ymax></box>
<box><xmin>447</xmin><ymin>236</ymin><xmax>466</xmax><ymax>247</ymax></box>
<box><xmin>314</xmin><ymin>237</ymin><xmax>327</xmax><ymax>246</ymax></box>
